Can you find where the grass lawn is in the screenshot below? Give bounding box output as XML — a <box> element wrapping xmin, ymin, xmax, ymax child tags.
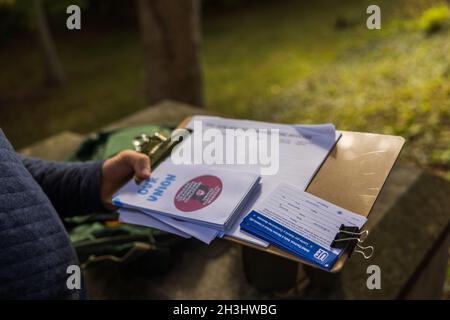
<box><xmin>203</xmin><ymin>0</ymin><xmax>450</xmax><ymax>176</ymax></box>
<box><xmin>1</xmin><ymin>0</ymin><xmax>448</xmax><ymax>176</ymax></box>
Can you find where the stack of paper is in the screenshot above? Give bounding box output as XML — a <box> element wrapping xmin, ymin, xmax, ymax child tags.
<box><xmin>113</xmin><ymin>160</ymin><xmax>261</xmax><ymax>243</ymax></box>
<box><xmin>116</xmin><ymin>115</ymin><xmax>340</xmax><ymax>246</ymax></box>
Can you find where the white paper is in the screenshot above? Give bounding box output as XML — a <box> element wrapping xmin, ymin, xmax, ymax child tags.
<box><xmin>140</xmin><ymin>210</ymin><xmax>219</xmax><ymax>244</ymax></box>
<box><xmin>118</xmin><ymin>208</ymin><xmax>191</xmax><ymax>239</ymax></box>
<box><xmin>182</xmin><ymin>116</ymin><xmax>341</xmax><ymax>246</ymax></box>
<box><xmin>252</xmin><ymin>182</ymin><xmax>367</xmax><ymax>253</ymax></box>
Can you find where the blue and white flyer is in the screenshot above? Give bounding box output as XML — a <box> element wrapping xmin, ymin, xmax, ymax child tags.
<box><xmin>240</xmin><ymin>182</ymin><xmax>367</xmax><ymax>270</ymax></box>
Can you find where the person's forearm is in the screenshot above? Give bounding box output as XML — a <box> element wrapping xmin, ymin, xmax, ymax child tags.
<box><xmin>19</xmin><ymin>155</ymin><xmax>105</xmax><ymax>217</ymax></box>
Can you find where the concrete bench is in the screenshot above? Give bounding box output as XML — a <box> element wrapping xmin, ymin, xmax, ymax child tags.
<box><xmin>19</xmin><ymin>100</ymin><xmax>450</xmax><ymax>299</ymax></box>
<box><xmin>19</xmin><ymin>100</ymin><xmax>214</xmax><ymax>160</ymax></box>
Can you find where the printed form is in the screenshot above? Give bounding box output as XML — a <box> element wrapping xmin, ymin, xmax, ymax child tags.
<box><xmin>184</xmin><ymin>116</ymin><xmax>341</xmax><ymax>246</ymax></box>
<box><xmin>241</xmin><ymin>182</ymin><xmax>367</xmax><ymax>269</ymax></box>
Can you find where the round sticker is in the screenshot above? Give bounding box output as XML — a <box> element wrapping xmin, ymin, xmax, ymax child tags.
<box><xmin>174</xmin><ymin>175</ymin><xmax>223</xmax><ymax>212</ymax></box>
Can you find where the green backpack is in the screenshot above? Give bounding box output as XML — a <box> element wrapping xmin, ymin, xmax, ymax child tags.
<box><xmin>65</xmin><ymin>125</ymin><xmax>186</xmax><ymax>276</ymax></box>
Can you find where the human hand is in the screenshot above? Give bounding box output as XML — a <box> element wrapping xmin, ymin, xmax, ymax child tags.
<box><xmin>101</xmin><ymin>150</ymin><xmax>151</xmax><ymax>210</ymax></box>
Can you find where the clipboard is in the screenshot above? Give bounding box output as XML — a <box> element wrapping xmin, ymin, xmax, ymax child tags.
<box><xmin>137</xmin><ymin>116</ymin><xmax>405</xmax><ymax>273</ymax></box>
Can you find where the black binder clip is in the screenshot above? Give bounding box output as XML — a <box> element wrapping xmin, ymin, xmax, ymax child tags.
<box><xmin>331</xmin><ymin>224</ymin><xmax>374</xmax><ymax>259</ymax></box>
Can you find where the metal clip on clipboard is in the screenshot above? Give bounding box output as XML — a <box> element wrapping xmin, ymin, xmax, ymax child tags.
<box><xmin>331</xmin><ymin>224</ymin><xmax>374</xmax><ymax>259</ymax></box>
<box><xmin>132</xmin><ymin>128</ymin><xmax>192</xmax><ymax>170</ymax></box>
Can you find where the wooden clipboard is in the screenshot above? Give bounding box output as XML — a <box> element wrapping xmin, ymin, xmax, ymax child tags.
<box><xmin>177</xmin><ymin>116</ymin><xmax>405</xmax><ymax>273</ymax></box>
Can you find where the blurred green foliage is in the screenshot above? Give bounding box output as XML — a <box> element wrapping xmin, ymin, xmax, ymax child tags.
<box><xmin>418</xmin><ymin>4</ymin><xmax>450</xmax><ymax>34</ymax></box>
<box><xmin>203</xmin><ymin>0</ymin><xmax>450</xmax><ymax>178</ymax></box>
<box><xmin>0</xmin><ymin>0</ymin><xmax>87</xmax><ymax>44</ymax></box>
<box><xmin>0</xmin><ymin>0</ymin><xmax>448</xmax><ymax>180</ymax></box>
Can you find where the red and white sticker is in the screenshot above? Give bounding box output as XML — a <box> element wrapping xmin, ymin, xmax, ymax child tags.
<box><xmin>174</xmin><ymin>175</ymin><xmax>223</xmax><ymax>212</ymax></box>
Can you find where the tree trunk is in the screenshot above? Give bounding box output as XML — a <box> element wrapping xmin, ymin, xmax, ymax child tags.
<box><xmin>136</xmin><ymin>0</ymin><xmax>204</xmax><ymax>107</ymax></box>
<box><xmin>33</xmin><ymin>0</ymin><xmax>65</xmax><ymax>87</ymax></box>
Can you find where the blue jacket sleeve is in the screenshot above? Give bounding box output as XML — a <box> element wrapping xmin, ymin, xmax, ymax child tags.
<box><xmin>19</xmin><ymin>155</ymin><xmax>106</xmax><ymax>217</ymax></box>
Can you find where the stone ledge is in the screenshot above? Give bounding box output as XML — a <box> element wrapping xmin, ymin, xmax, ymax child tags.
<box><xmin>100</xmin><ymin>100</ymin><xmax>216</xmax><ymax>132</ymax></box>
<box><xmin>19</xmin><ymin>131</ymin><xmax>84</xmax><ymax>161</ymax></box>
<box><xmin>17</xmin><ymin>101</ymin><xmax>449</xmax><ymax>299</ymax></box>
<box><xmin>339</xmin><ymin>165</ymin><xmax>450</xmax><ymax>299</ymax></box>
<box><xmin>19</xmin><ymin>100</ymin><xmax>213</xmax><ymax>160</ymax></box>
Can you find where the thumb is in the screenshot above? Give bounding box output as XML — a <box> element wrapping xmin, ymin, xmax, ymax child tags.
<box><xmin>125</xmin><ymin>151</ymin><xmax>151</xmax><ymax>180</ymax></box>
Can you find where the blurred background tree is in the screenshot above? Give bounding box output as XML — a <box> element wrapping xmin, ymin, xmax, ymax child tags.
<box><xmin>33</xmin><ymin>0</ymin><xmax>65</xmax><ymax>86</ymax></box>
<box><xmin>0</xmin><ymin>0</ymin><xmax>86</xmax><ymax>87</ymax></box>
<box><xmin>136</xmin><ymin>0</ymin><xmax>203</xmax><ymax>107</ymax></box>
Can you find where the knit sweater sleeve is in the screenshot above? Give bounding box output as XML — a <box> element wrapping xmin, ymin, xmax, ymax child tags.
<box><xmin>19</xmin><ymin>156</ymin><xmax>106</xmax><ymax>217</ymax></box>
